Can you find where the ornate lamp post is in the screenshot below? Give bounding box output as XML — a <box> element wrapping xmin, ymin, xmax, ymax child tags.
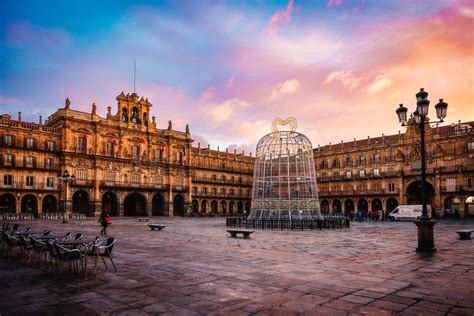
<box><xmin>58</xmin><ymin>170</ymin><xmax>75</xmax><ymax>223</ymax></box>
<box><xmin>396</xmin><ymin>88</ymin><xmax>448</xmax><ymax>252</ymax></box>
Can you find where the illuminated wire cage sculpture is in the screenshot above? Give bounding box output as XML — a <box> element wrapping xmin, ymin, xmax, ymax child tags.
<box><xmin>248</xmin><ymin>118</ymin><xmax>322</xmax><ymax>221</ymax></box>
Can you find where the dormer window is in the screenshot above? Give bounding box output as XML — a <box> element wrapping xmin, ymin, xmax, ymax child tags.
<box><xmin>121</xmin><ymin>108</ymin><xmax>128</xmax><ymax>122</ymax></box>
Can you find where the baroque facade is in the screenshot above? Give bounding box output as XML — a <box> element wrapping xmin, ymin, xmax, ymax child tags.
<box><xmin>0</xmin><ymin>92</ymin><xmax>253</xmax><ymax>217</ymax></box>
<box><xmin>1</xmin><ymin>93</ymin><xmax>473</xmax><ymax>218</ymax></box>
<box><xmin>314</xmin><ymin>119</ymin><xmax>474</xmax><ymax>218</ymax></box>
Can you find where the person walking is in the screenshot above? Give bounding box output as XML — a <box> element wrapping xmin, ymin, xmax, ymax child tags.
<box><xmin>99</xmin><ymin>210</ymin><xmax>111</xmax><ymax>235</ymax></box>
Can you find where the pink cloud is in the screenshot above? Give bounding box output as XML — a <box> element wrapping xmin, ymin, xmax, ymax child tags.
<box><xmin>265</xmin><ymin>0</ymin><xmax>294</xmax><ymax>35</ymax></box>
<box><xmin>326</xmin><ymin>0</ymin><xmax>344</xmax><ymax>9</ymax></box>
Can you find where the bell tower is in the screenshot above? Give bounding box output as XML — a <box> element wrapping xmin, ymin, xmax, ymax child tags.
<box><xmin>115</xmin><ymin>92</ymin><xmax>152</xmax><ymax>129</ymax></box>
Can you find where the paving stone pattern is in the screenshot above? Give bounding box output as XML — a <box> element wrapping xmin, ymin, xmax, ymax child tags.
<box><xmin>1</xmin><ymin>218</ymin><xmax>473</xmax><ymax>315</ymax></box>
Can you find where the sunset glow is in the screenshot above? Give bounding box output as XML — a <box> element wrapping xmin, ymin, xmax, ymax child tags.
<box><xmin>1</xmin><ymin>0</ymin><xmax>473</xmax><ymax>153</ymax></box>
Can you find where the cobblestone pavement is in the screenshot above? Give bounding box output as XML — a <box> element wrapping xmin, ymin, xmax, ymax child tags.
<box><xmin>1</xmin><ymin>218</ymin><xmax>473</xmax><ymax>315</ymax></box>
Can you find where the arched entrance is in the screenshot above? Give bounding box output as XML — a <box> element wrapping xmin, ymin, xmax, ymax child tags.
<box><xmin>332</xmin><ymin>199</ymin><xmax>342</xmax><ymax>213</ymax></box>
<box><xmin>102</xmin><ymin>192</ymin><xmax>118</xmax><ymax>216</ymax></box>
<box><xmin>237</xmin><ymin>201</ymin><xmax>243</xmax><ymax>213</ymax></box>
<box><xmin>357</xmin><ymin>199</ymin><xmax>368</xmax><ymax>215</ymax></box>
<box><xmin>124</xmin><ymin>193</ymin><xmax>147</xmax><ymax>216</ymax></box>
<box><xmin>173</xmin><ymin>194</ymin><xmax>185</xmax><ymax>216</ymax></box>
<box><xmin>0</xmin><ymin>193</ymin><xmax>16</xmax><ymax>213</ymax></box>
<box><xmin>371</xmin><ymin>199</ymin><xmax>382</xmax><ymax>211</ymax></box>
<box><xmin>444</xmin><ymin>196</ymin><xmax>460</xmax><ymax>218</ymax></box>
<box><xmin>42</xmin><ymin>195</ymin><xmax>58</xmax><ymax>213</ymax></box>
<box><xmin>221</xmin><ymin>201</ymin><xmax>227</xmax><ymax>214</ymax></box>
<box><xmin>211</xmin><ymin>200</ymin><xmax>218</xmax><ymax>213</ymax></box>
<box><xmin>344</xmin><ymin>199</ymin><xmax>354</xmax><ymax>216</ymax></box>
<box><xmin>245</xmin><ymin>201</ymin><xmax>251</xmax><ymax>214</ymax></box>
<box><xmin>465</xmin><ymin>196</ymin><xmax>474</xmax><ymax>217</ymax></box>
<box><xmin>192</xmin><ymin>200</ymin><xmax>199</xmax><ymax>213</ymax></box>
<box><xmin>386</xmin><ymin>198</ymin><xmax>398</xmax><ymax>219</ymax></box>
<box><xmin>21</xmin><ymin>194</ymin><xmax>38</xmax><ymax>216</ymax></box>
<box><xmin>152</xmin><ymin>193</ymin><xmax>165</xmax><ymax>216</ymax></box>
<box><xmin>321</xmin><ymin>199</ymin><xmax>330</xmax><ymax>213</ymax></box>
<box><xmin>201</xmin><ymin>200</ymin><xmax>208</xmax><ymax>213</ymax></box>
<box><xmin>406</xmin><ymin>180</ymin><xmax>435</xmax><ymax>206</ymax></box>
<box><xmin>229</xmin><ymin>201</ymin><xmax>235</xmax><ymax>214</ymax></box>
<box><xmin>72</xmin><ymin>190</ymin><xmax>90</xmax><ymax>215</ymax></box>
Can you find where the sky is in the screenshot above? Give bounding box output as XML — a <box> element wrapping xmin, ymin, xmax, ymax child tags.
<box><xmin>1</xmin><ymin>0</ymin><xmax>473</xmax><ymax>154</ymax></box>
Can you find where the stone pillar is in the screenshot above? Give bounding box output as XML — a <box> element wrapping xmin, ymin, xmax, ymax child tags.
<box><xmin>147</xmin><ymin>195</ymin><xmax>153</xmax><ymax>216</ymax></box>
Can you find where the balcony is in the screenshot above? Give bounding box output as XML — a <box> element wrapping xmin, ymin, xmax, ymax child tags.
<box><xmin>100</xmin><ymin>181</ymin><xmax>166</xmax><ymax>190</ymax></box>
<box><xmin>71</xmin><ymin>179</ymin><xmax>95</xmax><ymax>187</ymax></box>
<box><xmin>0</xmin><ymin>181</ymin><xmax>59</xmax><ymax>191</ymax></box>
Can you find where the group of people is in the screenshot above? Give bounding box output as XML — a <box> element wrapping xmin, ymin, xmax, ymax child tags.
<box><xmin>349</xmin><ymin>210</ymin><xmax>382</xmax><ymax>222</ymax></box>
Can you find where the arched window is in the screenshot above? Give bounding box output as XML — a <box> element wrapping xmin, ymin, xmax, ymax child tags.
<box><xmin>143</xmin><ymin>112</ymin><xmax>147</xmax><ymax>125</ymax></box>
<box><xmin>121</xmin><ymin>108</ymin><xmax>128</xmax><ymax>122</ymax></box>
<box><xmin>131</xmin><ymin>107</ymin><xmax>139</xmax><ymax>123</ymax></box>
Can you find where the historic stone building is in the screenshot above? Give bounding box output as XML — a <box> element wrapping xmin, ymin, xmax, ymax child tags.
<box><xmin>1</xmin><ymin>93</ymin><xmax>473</xmax><ymax>218</ymax></box>
<box><xmin>314</xmin><ymin>119</ymin><xmax>474</xmax><ymax>218</ymax></box>
<box><xmin>0</xmin><ymin>92</ymin><xmax>252</xmax><ymax>217</ymax></box>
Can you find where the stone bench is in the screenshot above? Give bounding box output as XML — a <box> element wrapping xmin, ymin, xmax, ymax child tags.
<box><xmin>226</xmin><ymin>229</ymin><xmax>254</xmax><ymax>239</ymax></box>
<box><xmin>456</xmin><ymin>230</ymin><xmax>473</xmax><ymax>240</ymax></box>
<box><xmin>148</xmin><ymin>224</ymin><xmax>166</xmax><ymax>231</ymax></box>
<box><xmin>137</xmin><ymin>218</ymin><xmax>150</xmax><ymax>222</ymax></box>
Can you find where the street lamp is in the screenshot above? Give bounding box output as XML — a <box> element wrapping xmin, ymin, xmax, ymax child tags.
<box><xmin>58</xmin><ymin>170</ymin><xmax>75</xmax><ymax>223</ymax></box>
<box><xmin>396</xmin><ymin>88</ymin><xmax>448</xmax><ymax>252</ymax></box>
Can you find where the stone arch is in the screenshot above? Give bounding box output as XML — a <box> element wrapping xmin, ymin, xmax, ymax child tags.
<box><xmin>245</xmin><ymin>201</ymin><xmax>251</xmax><ymax>214</ymax></box>
<box><xmin>229</xmin><ymin>201</ymin><xmax>235</xmax><ymax>214</ymax></box>
<box><xmin>0</xmin><ymin>193</ymin><xmax>16</xmax><ymax>213</ymax></box>
<box><xmin>72</xmin><ymin>190</ymin><xmax>90</xmax><ymax>215</ymax></box>
<box><xmin>42</xmin><ymin>195</ymin><xmax>58</xmax><ymax>213</ymax></box>
<box><xmin>465</xmin><ymin>196</ymin><xmax>474</xmax><ymax>217</ymax></box>
<box><xmin>221</xmin><ymin>201</ymin><xmax>227</xmax><ymax>214</ymax></box>
<box><xmin>211</xmin><ymin>200</ymin><xmax>218</xmax><ymax>213</ymax></box>
<box><xmin>344</xmin><ymin>199</ymin><xmax>354</xmax><ymax>216</ymax></box>
<box><xmin>152</xmin><ymin>193</ymin><xmax>165</xmax><ymax>216</ymax></box>
<box><xmin>332</xmin><ymin>199</ymin><xmax>342</xmax><ymax>213</ymax></box>
<box><xmin>406</xmin><ymin>180</ymin><xmax>435</xmax><ymax>206</ymax></box>
<box><xmin>321</xmin><ymin>199</ymin><xmax>330</xmax><ymax>213</ymax></box>
<box><xmin>192</xmin><ymin>199</ymin><xmax>199</xmax><ymax>213</ymax></box>
<box><xmin>201</xmin><ymin>200</ymin><xmax>208</xmax><ymax>213</ymax></box>
<box><xmin>102</xmin><ymin>191</ymin><xmax>118</xmax><ymax>216</ymax></box>
<box><xmin>21</xmin><ymin>194</ymin><xmax>38</xmax><ymax>216</ymax></box>
<box><xmin>386</xmin><ymin>198</ymin><xmax>398</xmax><ymax>213</ymax></box>
<box><xmin>371</xmin><ymin>198</ymin><xmax>382</xmax><ymax>212</ymax></box>
<box><xmin>173</xmin><ymin>194</ymin><xmax>185</xmax><ymax>216</ymax></box>
<box><xmin>357</xmin><ymin>198</ymin><xmax>368</xmax><ymax>214</ymax></box>
<box><xmin>237</xmin><ymin>201</ymin><xmax>244</xmax><ymax>213</ymax></box>
<box><xmin>124</xmin><ymin>192</ymin><xmax>147</xmax><ymax>216</ymax></box>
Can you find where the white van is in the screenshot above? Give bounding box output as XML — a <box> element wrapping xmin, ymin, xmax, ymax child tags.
<box><xmin>388</xmin><ymin>205</ymin><xmax>432</xmax><ymax>221</ymax></box>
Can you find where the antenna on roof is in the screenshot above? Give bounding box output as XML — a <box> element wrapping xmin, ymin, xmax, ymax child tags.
<box><xmin>133</xmin><ymin>61</ymin><xmax>136</xmax><ymax>93</ymax></box>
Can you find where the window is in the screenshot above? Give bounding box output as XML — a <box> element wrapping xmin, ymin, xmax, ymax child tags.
<box><xmin>106</xmin><ymin>142</ymin><xmax>114</xmax><ymax>156</ymax></box>
<box><xmin>132</xmin><ymin>145</ymin><xmax>140</xmax><ymax>160</ymax></box>
<box><xmin>446</xmin><ymin>179</ymin><xmax>456</xmax><ymax>192</ymax></box>
<box><xmin>321</xmin><ymin>173</ymin><xmax>327</xmax><ymax>180</ymax></box>
<box><xmin>238</xmin><ymin>177</ymin><xmax>242</xmax><ymax>184</ymax></box>
<box><xmin>333</xmin><ymin>172</ymin><xmax>340</xmax><ymax>179</ymax></box>
<box><xmin>212</xmin><ymin>188</ymin><xmax>217</xmax><ymax>195</ymax></box>
<box><xmin>192</xmin><ymin>187</ymin><xmax>197</xmax><ymax>194</ymax></box>
<box><xmin>46</xmin><ymin>140</ymin><xmax>55</xmax><ymax>151</ymax></box>
<box><xmin>132</xmin><ymin>174</ymin><xmax>140</xmax><ymax>185</ymax></box>
<box><xmin>238</xmin><ymin>189</ymin><xmax>242</xmax><ymax>196</ymax></box>
<box><xmin>345</xmin><ymin>157</ymin><xmax>353</xmax><ymax>166</ymax></box>
<box><xmin>221</xmin><ymin>175</ymin><xmax>226</xmax><ymax>182</ymax></box>
<box><xmin>154</xmin><ymin>176</ymin><xmax>163</xmax><ymax>184</ymax></box>
<box><xmin>4</xmin><ymin>135</ymin><xmax>13</xmax><ymax>145</ymax></box>
<box><xmin>77</xmin><ymin>136</ymin><xmax>87</xmax><ymax>152</ymax></box>
<box><xmin>25</xmin><ymin>156</ymin><xmax>34</xmax><ymax>166</ymax></box>
<box><xmin>332</xmin><ymin>159</ymin><xmax>340</xmax><ymax>168</ymax></box>
<box><xmin>467</xmin><ymin>177</ymin><xmax>474</xmax><ymax>189</ymax></box>
<box><xmin>359</xmin><ymin>169</ymin><xmax>366</xmax><ymax>178</ymax></box>
<box><xmin>221</xmin><ymin>188</ymin><xmax>225</xmax><ymax>195</ymax></box>
<box><xmin>373</xmin><ymin>168</ymin><xmax>380</xmax><ymax>176</ymax></box>
<box><xmin>106</xmin><ymin>172</ymin><xmax>116</xmax><ymax>182</ymax></box>
<box><xmin>346</xmin><ymin>171</ymin><xmax>352</xmax><ymax>179</ymax></box>
<box><xmin>121</xmin><ymin>108</ymin><xmax>128</xmax><ymax>122</ymax></box>
<box><xmin>320</xmin><ymin>160</ymin><xmax>328</xmax><ymax>169</ymax></box>
<box><xmin>372</xmin><ymin>183</ymin><xmax>380</xmax><ymax>191</ymax></box>
<box><xmin>77</xmin><ymin>170</ymin><xmax>87</xmax><ymax>181</ymax></box>
<box><xmin>202</xmin><ymin>187</ymin><xmax>208</xmax><ymax>194</ymax></box>
<box><xmin>468</xmin><ymin>141</ymin><xmax>474</xmax><ymax>151</ymax></box>
<box><xmin>229</xmin><ymin>188</ymin><xmax>234</xmax><ymax>196</ymax></box>
<box><xmin>389</xmin><ymin>183</ymin><xmax>396</xmax><ymax>192</ymax></box>
<box><xmin>45</xmin><ymin>158</ymin><xmax>53</xmax><ymax>169</ymax></box>
<box><xmin>358</xmin><ymin>155</ymin><xmax>366</xmax><ymax>164</ymax></box>
<box><xmin>5</xmin><ymin>154</ymin><xmax>13</xmax><ymax>165</ymax></box>
<box><xmin>26</xmin><ymin>176</ymin><xmax>34</xmax><ymax>187</ymax></box>
<box><xmin>26</xmin><ymin>138</ymin><xmax>35</xmax><ymax>148</ymax></box>
<box><xmin>46</xmin><ymin>177</ymin><xmax>54</xmax><ymax>188</ymax></box>
<box><xmin>372</xmin><ymin>154</ymin><xmax>380</xmax><ymax>163</ymax></box>
<box><xmin>3</xmin><ymin>174</ymin><xmax>12</xmax><ymax>186</ymax></box>
<box><xmin>131</xmin><ymin>107</ymin><xmax>139</xmax><ymax>123</ymax></box>
<box><xmin>212</xmin><ymin>174</ymin><xmax>217</xmax><ymax>181</ymax></box>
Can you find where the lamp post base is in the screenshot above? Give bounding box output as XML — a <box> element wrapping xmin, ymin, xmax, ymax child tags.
<box><xmin>415</xmin><ymin>219</ymin><xmax>437</xmax><ymax>252</ymax></box>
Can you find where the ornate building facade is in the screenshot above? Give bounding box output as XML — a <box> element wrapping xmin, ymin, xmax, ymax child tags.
<box><xmin>0</xmin><ymin>92</ymin><xmax>252</xmax><ymax>217</ymax></box>
<box><xmin>314</xmin><ymin>120</ymin><xmax>474</xmax><ymax>218</ymax></box>
<box><xmin>1</xmin><ymin>93</ymin><xmax>473</xmax><ymax>218</ymax></box>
